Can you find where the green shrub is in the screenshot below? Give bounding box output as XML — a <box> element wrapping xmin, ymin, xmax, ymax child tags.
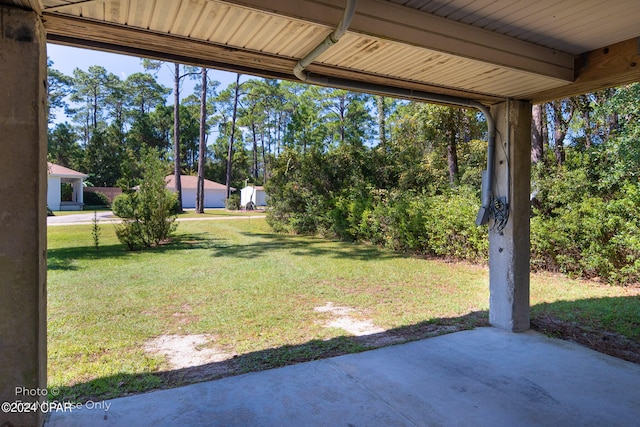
<box><xmin>83</xmin><ymin>190</ymin><xmax>109</xmax><ymax>207</ymax></box>
<box><xmin>225</xmin><ymin>194</ymin><xmax>241</xmax><ymax>210</ymax></box>
<box><xmin>423</xmin><ymin>188</ymin><xmax>488</xmax><ymax>261</ymax></box>
<box><xmin>113</xmin><ymin>149</ymin><xmax>178</xmax><ymax>250</ymax></box>
<box><xmin>530</xmin><ymin>185</ymin><xmax>640</xmax><ymax>284</ymax></box>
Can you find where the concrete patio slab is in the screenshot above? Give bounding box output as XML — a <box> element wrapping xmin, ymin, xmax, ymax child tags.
<box><xmin>46</xmin><ymin>327</ymin><xmax>640</xmax><ymax>426</ymax></box>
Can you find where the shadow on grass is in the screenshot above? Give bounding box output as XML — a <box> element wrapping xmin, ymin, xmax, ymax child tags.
<box><xmin>47</xmin><ymin>233</ymin><xmax>225</xmax><ymax>270</ymax></box>
<box><xmin>209</xmin><ymin>231</ymin><xmax>401</xmax><ymax>261</ymax></box>
<box><xmin>531</xmin><ymin>295</ymin><xmax>640</xmax><ymax>362</ymax></box>
<box><xmin>47</xmin><ymin>230</ymin><xmax>393</xmax><ymax>271</ymax></box>
<box><xmin>50</xmin><ymin>295</ymin><xmax>640</xmax><ymax>404</ymax></box>
<box><xmin>50</xmin><ymin>311</ymin><xmax>489</xmax><ymax>403</ymax></box>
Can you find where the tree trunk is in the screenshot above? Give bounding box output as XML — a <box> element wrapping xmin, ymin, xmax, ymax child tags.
<box><xmin>196</xmin><ymin>67</ymin><xmax>207</xmax><ymax>214</ymax></box>
<box><xmin>377</xmin><ymin>96</ymin><xmax>386</xmax><ymax>146</ymax></box>
<box><xmin>226</xmin><ymin>73</ymin><xmax>241</xmax><ymax>201</ymax></box>
<box><xmin>251</xmin><ymin>121</ymin><xmax>258</xmax><ymax>180</ymax></box>
<box><xmin>447</xmin><ymin>112</ymin><xmax>459</xmax><ymax>186</ymax></box>
<box><xmin>551</xmin><ymin>100</ymin><xmax>573</xmax><ymax>166</ymax></box>
<box><xmin>584</xmin><ymin>107</ymin><xmax>592</xmax><ymax>149</ymax></box>
<box><xmin>531</xmin><ymin>103</ymin><xmax>544</xmax><ymax>163</ymax></box>
<box><xmin>173</xmin><ymin>63</ymin><xmax>183</xmax><ymax>212</ymax></box>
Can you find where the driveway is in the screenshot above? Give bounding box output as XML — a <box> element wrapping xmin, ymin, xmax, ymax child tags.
<box><xmin>47</xmin><ymin>211</ymin><xmax>117</xmax><ymax>225</ymax></box>
<box><xmin>47</xmin><ymin>211</ymin><xmax>265</xmax><ymax>226</ymax></box>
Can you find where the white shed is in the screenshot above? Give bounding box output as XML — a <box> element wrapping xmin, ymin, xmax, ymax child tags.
<box><xmin>47</xmin><ymin>163</ymin><xmax>88</xmax><ymax>211</ymax></box>
<box><xmin>240</xmin><ymin>185</ymin><xmax>267</xmax><ymax>208</ymax></box>
<box><xmin>166</xmin><ymin>175</ymin><xmax>234</xmax><ymax>208</ymax></box>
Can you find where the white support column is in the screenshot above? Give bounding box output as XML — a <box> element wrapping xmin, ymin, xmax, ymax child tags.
<box><xmin>488</xmin><ymin>100</ymin><xmax>532</xmax><ymax>332</ymax></box>
<box><xmin>0</xmin><ymin>6</ymin><xmax>48</xmax><ymax>427</ymax></box>
<box><xmin>76</xmin><ymin>180</ymin><xmax>84</xmax><ymax>205</ymax></box>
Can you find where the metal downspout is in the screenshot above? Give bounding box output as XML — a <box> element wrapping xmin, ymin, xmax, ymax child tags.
<box><xmin>292</xmin><ymin>0</ymin><xmax>498</xmax><ymax>226</ymax></box>
<box><xmin>293</xmin><ymin>0</ymin><xmax>358</xmax><ymax>82</ymax></box>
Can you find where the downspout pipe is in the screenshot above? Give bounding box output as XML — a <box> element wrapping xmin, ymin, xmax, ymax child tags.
<box><xmin>292</xmin><ymin>0</ymin><xmax>497</xmax><ymax>226</ymax></box>
<box><xmin>293</xmin><ymin>0</ymin><xmax>358</xmax><ymax>82</ymax></box>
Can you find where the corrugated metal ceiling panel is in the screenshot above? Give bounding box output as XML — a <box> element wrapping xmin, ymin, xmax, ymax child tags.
<box><xmin>40</xmin><ymin>0</ymin><xmax>640</xmax><ymax>100</ymax></box>
<box><xmin>388</xmin><ymin>0</ymin><xmax>640</xmax><ymax>54</ymax></box>
<box><xmin>40</xmin><ymin>0</ymin><xmax>573</xmax><ymax>98</ymax></box>
<box><xmin>318</xmin><ymin>33</ymin><xmax>564</xmax><ymax>97</ymax></box>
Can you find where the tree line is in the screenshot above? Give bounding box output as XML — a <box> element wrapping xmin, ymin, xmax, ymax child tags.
<box><xmin>47</xmin><ymin>60</ymin><xmax>375</xmax><ymax>204</ymax></box>
<box><xmin>47</xmin><ymin>58</ymin><xmax>640</xmax><ymax>283</ymax></box>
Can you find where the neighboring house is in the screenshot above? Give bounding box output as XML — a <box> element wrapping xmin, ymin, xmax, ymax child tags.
<box><xmin>165</xmin><ymin>175</ymin><xmax>234</xmax><ymax>208</ymax></box>
<box><xmin>240</xmin><ymin>185</ymin><xmax>267</xmax><ymax>208</ymax></box>
<box><xmin>47</xmin><ymin>162</ymin><xmax>88</xmax><ymax>211</ymax></box>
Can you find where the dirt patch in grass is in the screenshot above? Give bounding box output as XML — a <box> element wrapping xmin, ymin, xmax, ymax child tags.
<box><xmin>531</xmin><ymin>315</ymin><xmax>640</xmax><ymax>364</ymax></box>
<box><xmin>144</xmin><ymin>334</ymin><xmax>236</xmax><ymax>370</ymax></box>
<box><xmin>314</xmin><ymin>302</ymin><xmax>385</xmax><ymax>334</ymax></box>
<box><xmin>314</xmin><ymin>301</ymin><xmax>404</xmax><ymax>347</ymax></box>
<box><xmin>313</xmin><ymin>302</ymin><xmax>482</xmax><ymax>348</ymax></box>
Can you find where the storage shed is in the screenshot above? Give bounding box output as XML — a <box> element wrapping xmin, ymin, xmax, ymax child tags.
<box><xmin>240</xmin><ymin>185</ymin><xmax>267</xmax><ymax>208</ymax></box>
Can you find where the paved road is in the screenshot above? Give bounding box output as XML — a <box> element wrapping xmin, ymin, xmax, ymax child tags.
<box><xmin>47</xmin><ymin>211</ymin><xmax>265</xmax><ymax>226</ymax></box>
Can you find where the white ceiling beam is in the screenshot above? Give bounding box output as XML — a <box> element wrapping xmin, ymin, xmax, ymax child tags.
<box><xmin>222</xmin><ymin>0</ymin><xmax>574</xmax><ymax>82</ymax></box>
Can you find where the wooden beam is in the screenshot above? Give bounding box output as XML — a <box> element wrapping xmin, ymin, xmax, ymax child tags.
<box><xmin>222</xmin><ymin>0</ymin><xmax>574</xmax><ymax>82</ymax></box>
<box><xmin>43</xmin><ymin>13</ymin><xmax>503</xmax><ymax>104</ymax></box>
<box><xmin>529</xmin><ymin>37</ymin><xmax>640</xmax><ymax>103</ymax></box>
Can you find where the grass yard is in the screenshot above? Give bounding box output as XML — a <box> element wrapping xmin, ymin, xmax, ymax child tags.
<box><xmin>47</xmin><ymin>218</ymin><xmax>640</xmax><ymax>402</ymax></box>
<box><xmin>176</xmin><ymin>209</ymin><xmax>266</xmax><ymax>219</ymax></box>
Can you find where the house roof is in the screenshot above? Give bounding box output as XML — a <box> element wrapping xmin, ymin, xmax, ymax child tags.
<box><xmin>165</xmin><ymin>175</ymin><xmax>235</xmax><ymax>192</ymax></box>
<box><xmin>35</xmin><ymin>0</ymin><xmax>640</xmax><ymax>104</ymax></box>
<box><xmin>47</xmin><ymin>162</ymin><xmax>88</xmax><ymax>179</ymax></box>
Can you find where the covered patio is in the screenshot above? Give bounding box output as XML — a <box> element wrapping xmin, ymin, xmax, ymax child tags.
<box><xmin>47</xmin><ymin>328</ymin><xmax>640</xmax><ymax>426</ymax></box>
<box><xmin>1</xmin><ymin>1</ymin><xmax>640</xmax><ymax>426</ymax></box>
<box><xmin>47</xmin><ymin>162</ymin><xmax>88</xmax><ymax>211</ymax></box>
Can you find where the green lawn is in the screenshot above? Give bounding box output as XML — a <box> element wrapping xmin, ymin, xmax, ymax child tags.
<box><xmin>47</xmin><ymin>218</ymin><xmax>640</xmax><ymax>402</ymax></box>
<box><xmin>176</xmin><ymin>209</ymin><xmax>266</xmax><ymax>218</ymax></box>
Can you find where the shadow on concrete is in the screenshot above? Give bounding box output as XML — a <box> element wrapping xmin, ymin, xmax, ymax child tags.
<box><xmin>49</xmin><ymin>311</ymin><xmax>489</xmax><ymax>403</ymax></box>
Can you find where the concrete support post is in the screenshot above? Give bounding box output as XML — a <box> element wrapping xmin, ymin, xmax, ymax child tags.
<box><xmin>488</xmin><ymin>100</ymin><xmax>532</xmax><ymax>332</ymax></box>
<box><xmin>0</xmin><ymin>6</ymin><xmax>48</xmax><ymax>427</ymax></box>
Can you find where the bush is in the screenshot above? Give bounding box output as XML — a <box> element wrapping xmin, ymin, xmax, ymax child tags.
<box><xmin>423</xmin><ymin>188</ymin><xmax>488</xmax><ymax>261</ymax></box>
<box><xmin>225</xmin><ymin>194</ymin><xmax>241</xmax><ymax>210</ymax></box>
<box><xmin>113</xmin><ymin>149</ymin><xmax>178</xmax><ymax>250</ymax></box>
<box><xmin>531</xmin><ymin>189</ymin><xmax>640</xmax><ymax>284</ymax></box>
<box><xmin>83</xmin><ymin>190</ymin><xmax>109</xmax><ymax>207</ymax></box>
<box><xmin>360</xmin><ymin>187</ymin><xmax>487</xmax><ymax>261</ymax></box>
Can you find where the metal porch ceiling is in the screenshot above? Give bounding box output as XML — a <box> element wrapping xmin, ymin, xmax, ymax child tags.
<box><xmin>7</xmin><ymin>0</ymin><xmax>640</xmax><ymax>103</ymax></box>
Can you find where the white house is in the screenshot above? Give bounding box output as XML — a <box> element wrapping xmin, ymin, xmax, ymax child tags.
<box><xmin>166</xmin><ymin>175</ymin><xmax>234</xmax><ymax>208</ymax></box>
<box><xmin>240</xmin><ymin>185</ymin><xmax>267</xmax><ymax>208</ymax></box>
<box><xmin>47</xmin><ymin>163</ymin><xmax>88</xmax><ymax>211</ymax></box>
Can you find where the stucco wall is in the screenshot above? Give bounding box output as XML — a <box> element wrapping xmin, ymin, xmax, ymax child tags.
<box><xmin>174</xmin><ymin>188</ymin><xmax>227</xmax><ymax>208</ymax></box>
<box><xmin>47</xmin><ymin>176</ymin><xmax>61</xmax><ymax>210</ymax></box>
<box><xmin>241</xmin><ymin>187</ymin><xmax>267</xmax><ymax>207</ymax></box>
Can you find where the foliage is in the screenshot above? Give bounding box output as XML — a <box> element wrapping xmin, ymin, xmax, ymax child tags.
<box><xmin>46</xmin><ymin>57</ymin><xmax>640</xmax><ymax>283</ymax></box>
<box><xmin>112</xmin><ymin>148</ymin><xmax>178</xmax><ymax>250</ymax></box>
<box><xmin>225</xmin><ymin>194</ymin><xmax>241</xmax><ymax>210</ymax></box>
<box><xmin>83</xmin><ymin>190</ymin><xmax>109</xmax><ymax>207</ymax></box>
<box><xmin>529</xmin><ymin>109</ymin><xmax>640</xmax><ymax>285</ymax></box>
<box><xmin>266</xmin><ymin>145</ymin><xmax>487</xmax><ymax>262</ymax></box>
<box><xmin>48</xmin><ymin>123</ymin><xmax>83</xmax><ymax>169</ymax></box>
<box><xmin>92</xmin><ymin>211</ymin><xmax>101</xmax><ymax>251</ymax></box>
